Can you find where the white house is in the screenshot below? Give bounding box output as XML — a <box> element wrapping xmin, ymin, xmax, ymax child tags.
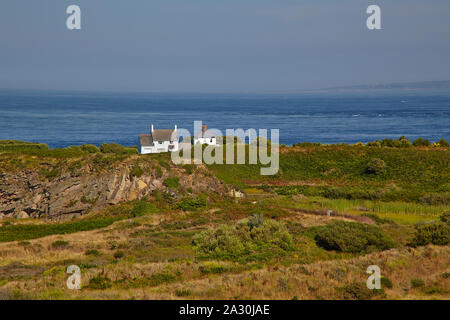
<box><xmin>193</xmin><ymin>125</ymin><xmax>217</xmax><ymax>146</ymax></box>
<box><xmin>139</xmin><ymin>124</ymin><xmax>179</xmax><ymax>154</ymax></box>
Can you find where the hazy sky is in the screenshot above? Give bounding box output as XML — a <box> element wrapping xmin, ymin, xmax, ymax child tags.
<box><xmin>1</xmin><ymin>0</ymin><xmax>450</xmax><ymax>93</ymax></box>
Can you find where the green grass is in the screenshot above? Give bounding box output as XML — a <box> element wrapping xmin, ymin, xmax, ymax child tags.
<box><xmin>208</xmin><ymin>145</ymin><xmax>450</xmax><ymax>204</ymax></box>
<box><xmin>265</xmin><ymin>195</ymin><xmax>444</xmax><ymax>225</ymax></box>
<box><xmin>0</xmin><ymin>218</ymin><xmax>118</xmax><ymax>242</ymax></box>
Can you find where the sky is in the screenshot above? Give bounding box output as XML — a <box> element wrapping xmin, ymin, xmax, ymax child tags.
<box><xmin>1</xmin><ymin>0</ymin><xmax>450</xmax><ymax>93</ymax></box>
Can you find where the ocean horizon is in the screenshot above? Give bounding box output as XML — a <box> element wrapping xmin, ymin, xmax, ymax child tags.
<box><xmin>0</xmin><ymin>89</ymin><xmax>449</xmax><ymax>148</ymax></box>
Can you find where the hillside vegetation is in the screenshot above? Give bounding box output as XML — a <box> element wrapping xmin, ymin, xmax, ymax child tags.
<box><xmin>0</xmin><ymin>139</ymin><xmax>448</xmax><ymax>300</ymax></box>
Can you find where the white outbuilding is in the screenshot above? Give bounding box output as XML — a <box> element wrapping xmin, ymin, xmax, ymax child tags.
<box><xmin>139</xmin><ymin>124</ymin><xmax>179</xmax><ymax>154</ymax></box>
<box><xmin>193</xmin><ymin>125</ymin><xmax>217</xmax><ymax>146</ymax></box>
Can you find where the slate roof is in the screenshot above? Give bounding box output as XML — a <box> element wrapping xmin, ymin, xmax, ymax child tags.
<box><xmin>139</xmin><ymin>134</ymin><xmax>154</xmax><ymax>147</ymax></box>
<box><xmin>152</xmin><ymin>129</ymin><xmax>178</xmax><ymax>142</ymax></box>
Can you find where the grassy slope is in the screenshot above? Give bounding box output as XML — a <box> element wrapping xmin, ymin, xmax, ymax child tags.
<box><xmin>0</xmin><ymin>142</ymin><xmax>449</xmax><ymax>300</ymax></box>
<box><xmin>209</xmin><ymin>146</ymin><xmax>450</xmax><ymax>203</ymax></box>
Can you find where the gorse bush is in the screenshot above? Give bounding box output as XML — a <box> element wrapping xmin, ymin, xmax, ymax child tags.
<box><xmin>130</xmin><ymin>201</ymin><xmax>159</xmax><ymax>217</ymax></box>
<box><xmin>438</xmin><ymin>139</ymin><xmax>449</xmax><ymax>147</ymax></box>
<box><xmin>163</xmin><ymin>177</ymin><xmax>180</xmax><ymax>189</ymax></box>
<box><xmin>248</xmin><ymin>213</ymin><xmax>264</xmax><ymax>230</ymax></box>
<box><xmin>80</xmin><ymin>144</ymin><xmax>100</xmax><ymax>153</ymax></box>
<box><xmin>100</xmin><ymin>143</ymin><xmax>137</xmax><ymax>155</ymax></box>
<box><xmin>413</xmin><ymin>138</ymin><xmax>431</xmax><ymax>147</ymax></box>
<box><xmin>88</xmin><ymin>274</ymin><xmax>112</xmax><ymax>290</ymax></box>
<box><xmin>366</xmin><ymin>158</ymin><xmax>386</xmax><ymax>175</ymax></box>
<box><xmin>411</xmin><ymin>278</ymin><xmax>425</xmax><ymax>288</ymax></box>
<box><xmin>310</xmin><ymin>221</ymin><xmax>395</xmax><ymax>253</ymax></box>
<box><xmin>129</xmin><ymin>163</ymin><xmax>144</xmax><ymax>179</ymax></box>
<box><xmin>440</xmin><ymin>212</ymin><xmax>450</xmax><ymax>223</ymax></box>
<box><xmin>409</xmin><ymin>223</ymin><xmax>450</xmax><ymax>247</ymax></box>
<box><xmin>192</xmin><ymin>219</ymin><xmax>294</xmax><ymax>262</ymax></box>
<box><xmin>175</xmin><ymin>195</ymin><xmax>207</xmax><ymax>211</ymax></box>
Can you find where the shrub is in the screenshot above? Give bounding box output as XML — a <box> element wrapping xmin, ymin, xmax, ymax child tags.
<box><xmin>183</xmin><ymin>164</ymin><xmax>194</xmax><ymax>175</ymax></box>
<box><xmin>438</xmin><ymin>139</ymin><xmax>449</xmax><ymax>147</ymax></box>
<box><xmin>175</xmin><ymin>289</ymin><xmax>191</xmax><ymax>297</ymax></box>
<box><xmin>114</xmin><ymin>251</ymin><xmax>125</xmax><ymax>259</ymax></box>
<box><xmin>88</xmin><ymin>274</ymin><xmax>112</xmax><ymax>290</ymax></box>
<box><xmin>100</xmin><ymin>143</ymin><xmax>125</xmax><ymax>154</ymax></box>
<box><xmin>163</xmin><ymin>177</ymin><xmax>180</xmax><ymax>189</ymax></box>
<box><xmin>129</xmin><ymin>163</ymin><xmax>144</xmax><ymax>179</ymax></box>
<box><xmin>192</xmin><ymin>219</ymin><xmax>294</xmax><ymax>261</ymax></box>
<box><xmin>339</xmin><ymin>282</ymin><xmax>384</xmax><ymax>300</ymax></box>
<box><xmin>396</xmin><ymin>136</ymin><xmax>412</xmax><ymax>148</ymax></box>
<box><xmin>413</xmin><ymin>138</ymin><xmax>431</xmax><ymax>147</ymax></box>
<box><xmin>85</xmin><ymin>249</ymin><xmax>100</xmax><ymax>256</ymax></box>
<box><xmin>175</xmin><ymin>196</ymin><xmax>207</xmax><ymax>211</ymax></box>
<box><xmin>411</xmin><ymin>278</ymin><xmax>425</xmax><ymax>288</ymax></box>
<box><xmin>248</xmin><ymin>213</ymin><xmax>264</xmax><ymax>230</ymax></box>
<box><xmin>381</xmin><ymin>277</ymin><xmax>393</xmax><ymax>289</ymax></box>
<box><xmin>311</xmin><ymin>221</ymin><xmax>395</xmax><ymax>253</ymax></box>
<box><xmin>155</xmin><ymin>165</ymin><xmax>163</xmax><ymax>178</ymax></box>
<box><xmin>80</xmin><ymin>144</ymin><xmax>100</xmax><ymax>153</ymax></box>
<box><xmin>199</xmin><ymin>262</ymin><xmax>228</xmax><ymax>275</ymax></box>
<box><xmin>366</xmin><ymin>158</ymin><xmax>386</xmax><ymax>175</ymax></box>
<box><xmin>366</xmin><ymin>140</ymin><xmax>381</xmax><ymax>147</ymax></box>
<box><xmin>409</xmin><ymin>223</ymin><xmax>450</xmax><ymax>247</ymax></box>
<box><xmin>440</xmin><ymin>212</ymin><xmax>450</xmax><ymax>223</ymax></box>
<box><xmin>147</xmin><ymin>272</ymin><xmax>177</xmax><ymax>286</ymax></box>
<box><xmin>381</xmin><ymin>139</ymin><xmax>395</xmax><ymax>148</ymax></box>
<box><xmin>130</xmin><ymin>201</ymin><xmax>159</xmax><ymax>217</ymax></box>
<box><xmin>51</xmin><ymin>240</ymin><xmax>69</xmax><ymax>248</ymax></box>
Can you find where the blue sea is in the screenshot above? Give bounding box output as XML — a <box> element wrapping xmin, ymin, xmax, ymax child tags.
<box><xmin>0</xmin><ymin>90</ymin><xmax>449</xmax><ymax>148</ymax></box>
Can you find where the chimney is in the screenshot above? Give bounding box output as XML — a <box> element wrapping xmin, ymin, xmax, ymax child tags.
<box><xmin>174</xmin><ymin>124</ymin><xmax>177</xmax><ymax>131</ymax></box>
<box><xmin>151</xmin><ymin>124</ymin><xmax>154</xmax><ymax>133</ymax></box>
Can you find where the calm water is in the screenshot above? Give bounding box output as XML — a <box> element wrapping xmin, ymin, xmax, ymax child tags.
<box><xmin>0</xmin><ymin>90</ymin><xmax>449</xmax><ymax>148</ymax></box>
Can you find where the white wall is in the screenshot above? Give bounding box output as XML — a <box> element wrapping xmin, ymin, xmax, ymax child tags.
<box><xmin>141</xmin><ymin>141</ymin><xmax>179</xmax><ymax>154</ymax></box>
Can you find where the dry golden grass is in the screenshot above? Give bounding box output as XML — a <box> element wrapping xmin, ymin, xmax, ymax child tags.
<box><xmin>0</xmin><ymin>204</ymin><xmax>448</xmax><ymax>300</ymax></box>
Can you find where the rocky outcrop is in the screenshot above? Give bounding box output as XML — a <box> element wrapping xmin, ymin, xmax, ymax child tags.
<box><xmin>0</xmin><ymin>161</ymin><xmax>229</xmax><ymax>220</ymax></box>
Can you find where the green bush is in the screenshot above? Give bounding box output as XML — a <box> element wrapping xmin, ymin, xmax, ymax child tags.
<box><xmin>311</xmin><ymin>221</ymin><xmax>395</xmax><ymax>253</ymax></box>
<box><xmin>129</xmin><ymin>163</ymin><xmax>144</xmax><ymax>179</ymax></box>
<box><xmin>175</xmin><ymin>289</ymin><xmax>191</xmax><ymax>297</ymax></box>
<box><xmin>411</xmin><ymin>278</ymin><xmax>425</xmax><ymax>288</ymax></box>
<box><xmin>438</xmin><ymin>139</ymin><xmax>449</xmax><ymax>147</ymax></box>
<box><xmin>100</xmin><ymin>143</ymin><xmax>137</xmax><ymax>155</ymax></box>
<box><xmin>88</xmin><ymin>274</ymin><xmax>112</xmax><ymax>290</ymax></box>
<box><xmin>339</xmin><ymin>282</ymin><xmax>384</xmax><ymax>300</ymax></box>
<box><xmin>147</xmin><ymin>272</ymin><xmax>178</xmax><ymax>286</ymax></box>
<box><xmin>366</xmin><ymin>158</ymin><xmax>386</xmax><ymax>175</ymax></box>
<box><xmin>114</xmin><ymin>251</ymin><xmax>125</xmax><ymax>259</ymax></box>
<box><xmin>192</xmin><ymin>219</ymin><xmax>294</xmax><ymax>261</ymax></box>
<box><xmin>0</xmin><ymin>218</ymin><xmax>117</xmax><ymax>242</ymax></box>
<box><xmin>175</xmin><ymin>195</ymin><xmax>207</xmax><ymax>211</ymax></box>
<box><xmin>100</xmin><ymin>143</ymin><xmax>125</xmax><ymax>154</ymax></box>
<box><xmin>248</xmin><ymin>213</ymin><xmax>264</xmax><ymax>230</ymax></box>
<box><xmin>440</xmin><ymin>212</ymin><xmax>450</xmax><ymax>223</ymax></box>
<box><xmin>130</xmin><ymin>201</ymin><xmax>159</xmax><ymax>217</ymax></box>
<box><xmin>413</xmin><ymin>138</ymin><xmax>431</xmax><ymax>147</ymax></box>
<box><xmin>409</xmin><ymin>223</ymin><xmax>450</xmax><ymax>247</ymax></box>
<box><xmin>51</xmin><ymin>240</ymin><xmax>69</xmax><ymax>248</ymax></box>
<box><xmin>80</xmin><ymin>144</ymin><xmax>100</xmax><ymax>153</ymax></box>
<box><xmin>381</xmin><ymin>277</ymin><xmax>393</xmax><ymax>289</ymax></box>
<box><xmin>182</xmin><ymin>164</ymin><xmax>195</xmax><ymax>175</ymax></box>
<box><xmin>85</xmin><ymin>249</ymin><xmax>100</xmax><ymax>256</ymax></box>
<box><xmin>163</xmin><ymin>177</ymin><xmax>180</xmax><ymax>189</ymax></box>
